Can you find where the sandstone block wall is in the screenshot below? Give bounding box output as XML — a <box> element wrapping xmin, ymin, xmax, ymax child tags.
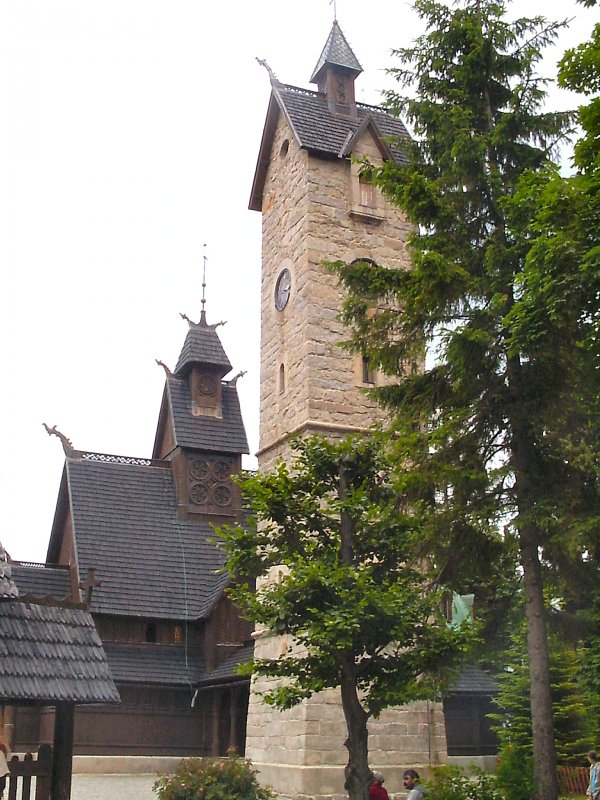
<box><xmin>258</xmin><ymin>118</ymin><xmax>413</xmax><ymax>472</ymax></box>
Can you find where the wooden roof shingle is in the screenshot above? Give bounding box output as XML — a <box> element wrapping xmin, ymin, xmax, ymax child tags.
<box><xmin>67</xmin><ymin>458</ymin><xmax>229</xmax><ymax>620</ymax></box>
<box><xmin>0</xmin><ymin>601</ymin><xmax>120</xmax><ymax>704</ymax></box>
<box><xmin>250</xmin><ymin>83</ymin><xmax>411</xmax><ymax>211</ymax></box>
<box><xmin>167</xmin><ymin>378</ymin><xmax>249</xmax><ymax>454</ymax></box>
<box><xmin>104</xmin><ymin>642</ymin><xmax>205</xmax><ymax>686</ymax></box>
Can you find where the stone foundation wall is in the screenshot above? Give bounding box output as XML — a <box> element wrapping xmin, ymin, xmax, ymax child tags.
<box><xmin>246</xmin><ymin>630</ymin><xmax>447</xmax><ymax>800</ymax></box>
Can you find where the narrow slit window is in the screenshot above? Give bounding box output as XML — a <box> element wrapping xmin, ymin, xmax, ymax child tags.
<box><xmin>279</xmin><ymin>363</ymin><xmax>286</xmax><ymax>393</ymax></box>
<box><xmin>362</xmin><ymin>355</ymin><xmax>375</xmax><ymax>385</ymax></box>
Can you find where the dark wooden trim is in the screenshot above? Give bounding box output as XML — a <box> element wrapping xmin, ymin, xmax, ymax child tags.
<box><xmin>51</xmin><ymin>703</ymin><xmax>74</xmax><ymax>800</ymax></box>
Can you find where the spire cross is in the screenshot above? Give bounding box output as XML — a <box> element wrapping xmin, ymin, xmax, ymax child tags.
<box><xmin>201</xmin><ymin>243</ymin><xmax>207</xmax><ymax>321</ymax></box>
<box><xmin>329</xmin><ymin>0</ymin><xmax>337</xmax><ymax>21</ymax></box>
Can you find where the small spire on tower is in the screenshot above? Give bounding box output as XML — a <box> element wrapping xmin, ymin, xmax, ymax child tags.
<box><xmin>200</xmin><ymin>243</ymin><xmax>208</xmax><ymax>325</ymax></box>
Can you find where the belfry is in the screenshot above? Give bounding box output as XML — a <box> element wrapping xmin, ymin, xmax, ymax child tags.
<box><xmin>250</xmin><ymin>21</ymin><xmax>416</xmax><ymax>477</ymax></box>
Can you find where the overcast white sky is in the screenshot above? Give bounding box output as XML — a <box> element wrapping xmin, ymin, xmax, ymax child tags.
<box><xmin>1</xmin><ymin>0</ymin><xmax>596</xmax><ymax>562</ymax></box>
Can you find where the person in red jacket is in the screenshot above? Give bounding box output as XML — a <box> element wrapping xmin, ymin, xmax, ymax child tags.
<box><xmin>369</xmin><ymin>771</ymin><xmax>390</xmax><ymax>800</ymax></box>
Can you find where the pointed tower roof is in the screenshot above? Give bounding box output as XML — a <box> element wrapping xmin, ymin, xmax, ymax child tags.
<box><xmin>174</xmin><ymin>312</ymin><xmax>232</xmax><ymax>377</ymax></box>
<box><xmin>310</xmin><ymin>21</ymin><xmax>362</xmax><ymax>84</ymax></box>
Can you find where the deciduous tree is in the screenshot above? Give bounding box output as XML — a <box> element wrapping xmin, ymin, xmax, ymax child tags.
<box><xmin>217</xmin><ymin>436</ymin><xmax>470</xmax><ymax>800</ymax></box>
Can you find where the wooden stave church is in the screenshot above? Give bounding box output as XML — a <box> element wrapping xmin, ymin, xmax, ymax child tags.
<box><xmin>11</xmin><ymin>310</ymin><xmax>254</xmax><ymax>757</ymax></box>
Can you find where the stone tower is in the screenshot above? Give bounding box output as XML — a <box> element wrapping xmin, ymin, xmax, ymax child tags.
<box><xmin>247</xmin><ymin>22</ymin><xmax>447</xmax><ymax>799</ymax></box>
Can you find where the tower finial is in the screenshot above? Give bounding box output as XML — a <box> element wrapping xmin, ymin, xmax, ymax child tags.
<box><xmin>330</xmin><ymin>0</ymin><xmax>337</xmax><ymax>21</ymax></box>
<box><xmin>200</xmin><ymin>244</ymin><xmax>207</xmax><ymax>325</ymax></box>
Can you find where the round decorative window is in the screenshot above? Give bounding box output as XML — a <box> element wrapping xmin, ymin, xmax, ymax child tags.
<box><xmin>214</xmin><ymin>485</ymin><xmax>232</xmax><ymax>507</ymax></box>
<box><xmin>190</xmin><ymin>459</ymin><xmax>210</xmax><ymax>481</ymax></box>
<box><xmin>189</xmin><ymin>483</ymin><xmax>210</xmax><ymax>505</ymax></box>
<box><xmin>214</xmin><ymin>461</ymin><xmax>232</xmax><ymax>481</ymax></box>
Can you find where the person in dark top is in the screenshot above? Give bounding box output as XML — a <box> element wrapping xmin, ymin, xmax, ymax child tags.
<box><xmin>369</xmin><ymin>771</ymin><xmax>390</xmax><ymax>800</ymax></box>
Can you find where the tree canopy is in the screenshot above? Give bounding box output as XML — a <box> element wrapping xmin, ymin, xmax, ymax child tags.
<box><xmin>217</xmin><ymin>436</ymin><xmax>470</xmax><ymax>800</ymax></box>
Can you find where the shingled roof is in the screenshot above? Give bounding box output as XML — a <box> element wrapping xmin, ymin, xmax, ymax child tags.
<box><xmin>66</xmin><ymin>457</ymin><xmax>229</xmax><ymax>620</ymax></box>
<box><xmin>310</xmin><ymin>21</ymin><xmax>362</xmax><ymax>83</ymax></box>
<box><xmin>104</xmin><ymin>642</ymin><xmax>205</xmax><ymax>686</ymax></box>
<box><xmin>449</xmin><ymin>664</ymin><xmax>497</xmax><ymax>695</ymax></box>
<box><xmin>0</xmin><ymin>601</ymin><xmax>119</xmax><ymax>704</ymax></box>
<box><xmin>249</xmin><ymin>84</ymin><xmax>411</xmax><ymax>211</ymax></box>
<box><xmin>197</xmin><ymin>642</ymin><xmax>254</xmax><ymax>685</ymax></box>
<box><xmin>165</xmin><ymin>378</ymin><xmax>249</xmax><ymax>454</ymax></box>
<box><xmin>12</xmin><ymin>563</ymin><xmax>72</xmax><ymax>601</ymax></box>
<box><xmin>174</xmin><ymin>317</ymin><xmax>232</xmax><ymax>377</ymax></box>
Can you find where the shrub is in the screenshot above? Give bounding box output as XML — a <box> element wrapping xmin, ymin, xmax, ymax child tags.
<box><xmin>494</xmin><ymin>743</ymin><xmax>534</xmax><ymax>800</ymax></box>
<box><xmin>153</xmin><ymin>753</ymin><xmax>276</xmax><ymax>800</ymax></box>
<box><xmin>427</xmin><ymin>765</ymin><xmax>504</xmax><ymax>800</ymax></box>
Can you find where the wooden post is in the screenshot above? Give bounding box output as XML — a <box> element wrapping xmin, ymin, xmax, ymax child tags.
<box><xmin>35</xmin><ymin>745</ymin><xmax>53</xmax><ymax>800</ymax></box>
<box><xmin>228</xmin><ymin>687</ymin><xmax>238</xmax><ymax>753</ymax></box>
<box><xmin>51</xmin><ymin>703</ymin><xmax>74</xmax><ymax>800</ymax></box>
<box><xmin>210</xmin><ymin>691</ymin><xmax>221</xmax><ymax>756</ymax></box>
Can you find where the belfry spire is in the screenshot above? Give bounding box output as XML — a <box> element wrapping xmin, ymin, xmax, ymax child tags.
<box><xmin>310</xmin><ymin>20</ymin><xmax>362</xmax><ymax>85</ymax></box>
<box><xmin>200</xmin><ymin>243</ymin><xmax>208</xmax><ymax>325</ymax></box>
<box><xmin>310</xmin><ymin>21</ymin><xmax>362</xmax><ymax>115</ymax></box>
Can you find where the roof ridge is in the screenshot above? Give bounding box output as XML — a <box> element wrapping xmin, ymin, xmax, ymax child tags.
<box><xmin>68</xmin><ymin>451</ymin><xmax>170</xmax><ymax>468</ymax></box>
<box><xmin>279</xmin><ymin>83</ymin><xmax>407</xmax><ymax>124</ymax></box>
<box><xmin>280</xmin><ymin>82</ymin><xmax>320</xmax><ymax>97</ymax></box>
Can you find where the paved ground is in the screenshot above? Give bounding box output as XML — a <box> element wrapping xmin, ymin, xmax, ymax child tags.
<box><xmin>71</xmin><ymin>774</ymin><xmax>158</xmax><ymax>800</ymax></box>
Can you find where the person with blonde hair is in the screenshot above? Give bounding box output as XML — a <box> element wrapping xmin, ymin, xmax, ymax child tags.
<box><xmin>0</xmin><ymin>733</ymin><xmax>10</xmax><ymax>800</ymax></box>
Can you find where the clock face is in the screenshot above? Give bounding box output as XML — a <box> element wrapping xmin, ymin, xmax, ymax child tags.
<box><xmin>274</xmin><ymin>268</ymin><xmax>292</xmax><ymax>311</ymax></box>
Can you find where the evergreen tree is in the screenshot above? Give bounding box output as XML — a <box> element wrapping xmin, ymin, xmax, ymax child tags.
<box><xmin>331</xmin><ymin>2</ymin><xmax>596</xmax><ymax>798</ymax></box>
<box><xmin>491</xmin><ymin>629</ymin><xmax>599</xmax><ymax>800</ymax></box>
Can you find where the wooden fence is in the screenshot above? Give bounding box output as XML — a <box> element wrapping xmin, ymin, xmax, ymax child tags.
<box><xmin>6</xmin><ymin>746</ymin><xmax>52</xmax><ymax>800</ymax></box>
<box><xmin>557</xmin><ymin>765</ymin><xmax>590</xmax><ymax>797</ymax></box>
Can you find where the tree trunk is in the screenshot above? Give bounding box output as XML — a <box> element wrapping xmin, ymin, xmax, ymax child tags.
<box><xmin>519</xmin><ymin>525</ymin><xmax>559</xmax><ymax>800</ymax></box>
<box><xmin>508</xmin><ymin>355</ymin><xmax>558</xmax><ymax>800</ymax></box>
<box><xmin>340</xmin><ymin>667</ymin><xmax>371</xmax><ymax>800</ymax></box>
<box><xmin>338</xmin><ymin>459</ymin><xmax>371</xmax><ymax>800</ymax></box>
